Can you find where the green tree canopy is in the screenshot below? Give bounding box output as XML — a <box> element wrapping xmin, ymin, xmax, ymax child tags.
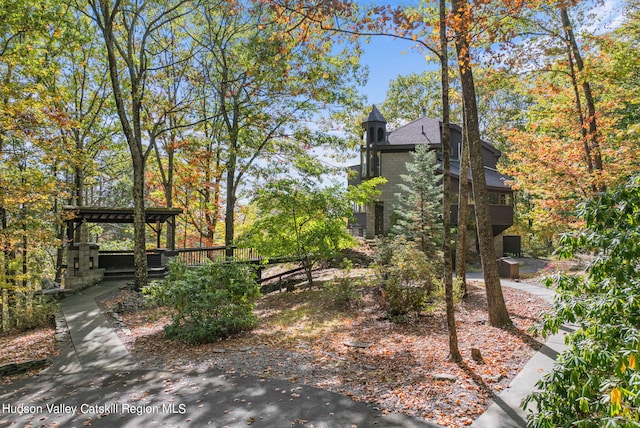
<box><xmin>242</xmin><ymin>177</ymin><xmax>385</xmax><ymax>286</ymax></box>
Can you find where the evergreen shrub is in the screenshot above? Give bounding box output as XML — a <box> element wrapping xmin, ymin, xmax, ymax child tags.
<box><xmin>144</xmin><ymin>260</ymin><xmax>260</xmax><ymax>344</ymax></box>
<box><xmin>373</xmin><ymin>237</ymin><xmax>441</xmax><ymax>321</ymax></box>
<box><xmin>526</xmin><ymin>175</ymin><xmax>640</xmax><ymax>426</ymax></box>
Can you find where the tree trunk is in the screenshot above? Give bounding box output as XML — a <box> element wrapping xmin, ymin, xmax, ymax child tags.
<box><xmin>560</xmin><ymin>6</ymin><xmax>604</xmax><ymax>191</ymax></box>
<box><xmin>203</xmin><ymin>139</ymin><xmax>222</xmax><ymax>245</ymax></box>
<box><xmin>440</xmin><ymin>0</ymin><xmax>461</xmax><ymax>362</ymax></box>
<box><xmin>566</xmin><ymin>45</ymin><xmax>593</xmax><ymax>175</ymax></box>
<box><xmin>132</xmin><ymin>154</ymin><xmax>148</xmax><ymax>291</ymax></box>
<box><xmin>303</xmin><ymin>257</ymin><xmax>314</xmax><ymax>289</ymax></box>
<box><xmin>451</xmin><ymin>0</ymin><xmax>511</xmax><ymax>328</ymax></box>
<box><xmin>225</xmin><ymin>161</ymin><xmax>236</xmax><ymax>258</ymax></box>
<box><xmin>93</xmin><ymin>0</ymin><xmax>149</xmax><ymax>291</ymax></box>
<box><xmin>1</xmin><ymin>287</ymin><xmax>8</xmax><ymax>332</ymax></box>
<box><xmin>166</xmin><ymin>132</ymin><xmax>176</xmax><ymax>250</ymax></box>
<box><xmin>455</xmin><ymin>110</ymin><xmax>469</xmax><ymax>296</ymax></box>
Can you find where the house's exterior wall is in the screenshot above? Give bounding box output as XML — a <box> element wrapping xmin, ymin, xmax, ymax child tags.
<box><xmin>365</xmin><ymin>151</ymin><xmax>411</xmax><ymax>238</ymax></box>
<box><xmin>495</xmin><ymin>233</ymin><xmax>505</xmax><ymax>258</ymax></box>
<box><xmin>355</xmin><ymin>108</ymin><xmax>512</xmax><ymax>241</ymax></box>
<box><xmin>365</xmin><ymin>151</ymin><xmax>476</xmax><ymax>239</ymax></box>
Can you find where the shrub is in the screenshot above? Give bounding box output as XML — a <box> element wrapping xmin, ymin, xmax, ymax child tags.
<box><xmin>1</xmin><ymin>291</ymin><xmax>58</xmax><ymax>334</ymax></box>
<box><xmin>144</xmin><ymin>260</ymin><xmax>260</xmax><ymax>344</ymax></box>
<box><xmin>526</xmin><ymin>176</ymin><xmax>640</xmax><ymax>426</ymax></box>
<box><xmin>325</xmin><ymin>276</ymin><xmax>363</xmax><ymax>309</ymax></box>
<box><xmin>523</xmin><ymin>234</ymin><xmax>554</xmax><ymax>258</ymax></box>
<box><xmin>374</xmin><ymin>237</ymin><xmax>442</xmax><ymax>321</ymax></box>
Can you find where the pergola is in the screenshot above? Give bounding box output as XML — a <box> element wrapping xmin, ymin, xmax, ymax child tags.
<box><xmin>63</xmin><ymin>206</ymin><xmax>183</xmax><ymax>249</ymax></box>
<box><xmin>62</xmin><ymin>206</ymin><xmax>183</xmax><ymax>290</ymax></box>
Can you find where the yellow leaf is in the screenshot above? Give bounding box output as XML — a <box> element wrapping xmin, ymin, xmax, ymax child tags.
<box><xmin>630</xmin><ymin>354</ymin><xmax>637</xmax><ymax>370</ymax></box>
<box><xmin>611</xmin><ymin>387</ymin><xmax>622</xmax><ymax>406</ymax></box>
<box><xmin>622</xmin><ymin>361</ymin><xmax>627</xmax><ymax>373</ymax></box>
<box><xmin>412</xmin><ymin>34</ymin><xmax>418</xmax><ymax>42</ymax></box>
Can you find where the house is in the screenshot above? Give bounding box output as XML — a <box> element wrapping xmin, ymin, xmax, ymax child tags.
<box><xmin>348</xmin><ymin>105</ymin><xmax>514</xmax><ymax>255</ymax></box>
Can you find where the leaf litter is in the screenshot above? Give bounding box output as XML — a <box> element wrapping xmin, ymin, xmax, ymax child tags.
<box><xmin>1</xmin><ymin>258</ymin><xmax>557</xmax><ymax>427</ymax></box>
<box><xmin>102</xmin><ymin>271</ymin><xmax>549</xmax><ymax>428</ymax></box>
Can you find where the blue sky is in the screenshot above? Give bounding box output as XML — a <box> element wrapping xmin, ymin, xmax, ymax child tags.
<box><xmin>354</xmin><ymin>0</ymin><xmax>626</xmax><ymax>106</ymax></box>
<box><xmin>359</xmin><ymin>35</ymin><xmax>436</xmax><ymax>106</ymax></box>
<box><xmin>355</xmin><ymin>0</ymin><xmax>431</xmax><ymax>106</ymax></box>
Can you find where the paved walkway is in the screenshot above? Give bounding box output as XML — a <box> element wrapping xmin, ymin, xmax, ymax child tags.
<box><xmin>1</xmin><ymin>268</ymin><xmax>569</xmax><ymax>428</ymax></box>
<box><xmin>1</xmin><ymin>280</ymin><xmax>437</xmax><ymax>428</ymax></box>
<box><xmin>468</xmin><ymin>272</ymin><xmax>569</xmax><ymax>428</ymax></box>
<box><xmin>45</xmin><ymin>280</ymin><xmax>139</xmax><ymax>374</ymax></box>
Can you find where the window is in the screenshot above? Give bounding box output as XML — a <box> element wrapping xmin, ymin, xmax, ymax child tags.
<box><xmin>351</xmin><ymin>202</ymin><xmax>365</xmax><ymax>213</ymax></box>
<box><xmin>488</xmin><ymin>192</ymin><xmax>513</xmax><ymax>206</ymax></box>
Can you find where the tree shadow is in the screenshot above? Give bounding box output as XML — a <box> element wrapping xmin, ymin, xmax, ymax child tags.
<box><xmin>456</xmin><ymin>359</ymin><xmax>529</xmax><ymax>427</ymax></box>
<box><xmin>504</xmin><ymin>324</ymin><xmax>544</xmax><ymax>352</ymax></box>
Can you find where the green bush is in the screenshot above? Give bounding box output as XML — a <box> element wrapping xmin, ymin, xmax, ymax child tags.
<box><xmin>526</xmin><ymin>175</ymin><xmax>640</xmax><ymax>426</ymax></box>
<box><xmin>523</xmin><ymin>234</ymin><xmax>554</xmax><ymax>258</ymax></box>
<box><xmin>1</xmin><ymin>291</ymin><xmax>58</xmax><ymax>334</ymax></box>
<box><xmin>144</xmin><ymin>260</ymin><xmax>261</xmax><ymax>344</ymax></box>
<box><xmin>374</xmin><ymin>238</ymin><xmax>442</xmax><ymax>321</ymax></box>
<box><xmin>325</xmin><ymin>276</ymin><xmax>362</xmax><ymax>309</ymax></box>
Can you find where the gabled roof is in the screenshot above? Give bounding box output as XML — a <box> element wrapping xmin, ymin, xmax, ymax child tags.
<box><xmin>387</xmin><ymin>116</ymin><xmax>443</xmax><ymax>147</ymax></box>
<box><xmin>376</xmin><ymin>115</ymin><xmax>502</xmax><ymax>158</ymax></box>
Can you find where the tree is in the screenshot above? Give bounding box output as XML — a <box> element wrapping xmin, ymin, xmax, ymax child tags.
<box><xmin>243</xmin><ymin>177</ymin><xmax>384</xmax><ymax>287</ymax></box>
<box><xmin>526</xmin><ymin>174</ymin><xmax>640</xmax><ymax>426</ymax></box>
<box><xmin>391</xmin><ymin>144</ymin><xmax>442</xmax><ymax>258</ymax></box>
<box><xmin>88</xmin><ymin>0</ymin><xmax>193</xmax><ymax>290</ymax></box>
<box><xmin>188</xmin><ymin>1</ymin><xmax>364</xmax><ymax>253</ymax></box>
<box><xmin>455</xmin><ymin>117</ymin><xmax>469</xmax><ymax>293</ymax></box>
<box><xmin>0</xmin><ymin>0</ymin><xmax>77</xmax><ymax>330</ymax></box>
<box><xmin>437</xmin><ymin>0</ymin><xmax>461</xmax><ymax>361</ymax></box>
<box><xmin>144</xmin><ymin>11</ymin><xmax>201</xmax><ymax>250</ymax></box>
<box><xmin>48</xmin><ymin>10</ymin><xmax>117</xmax><ymax>280</ymax></box>
<box><xmin>380</xmin><ymin>71</ymin><xmax>461</xmax><ymax>127</ymax></box>
<box><xmin>169</xmin><ymin>133</ymin><xmax>225</xmax><ymax>247</ymax></box>
<box><xmin>600</xmin><ymin>0</ymin><xmax>640</xmax><ymax>134</ymax></box>
<box><xmin>450</xmin><ymin>0</ymin><xmax>511</xmax><ymax>327</ymax></box>
<box><xmin>496</xmin><ymin>1</ymin><xmax>638</xmax><ymax>241</ymax></box>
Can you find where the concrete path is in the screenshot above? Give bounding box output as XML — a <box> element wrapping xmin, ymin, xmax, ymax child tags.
<box><xmin>2</xmin><ymin>280</ymin><xmax>437</xmax><ymax>428</ymax></box>
<box><xmin>44</xmin><ymin>279</ymin><xmax>138</xmax><ymax>374</ymax></box>
<box><xmin>468</xmin><ymin>272</ymin><xmax>570</xmax><ymax>428</ymax></box>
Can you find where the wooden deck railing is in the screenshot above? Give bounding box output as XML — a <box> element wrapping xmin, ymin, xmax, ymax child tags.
<box><xmin>171</xmin><ymin>246</ymin><xmax>262</xmax><ymax>265</ymax></box>
<box><xmin>97</xmin><ymin>246</ymin><xmax>300</xmax><ymax>274</ymax></box>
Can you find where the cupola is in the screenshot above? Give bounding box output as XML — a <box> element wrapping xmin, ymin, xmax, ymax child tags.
<box><xmin>360</xmin><ymin>105</ymin><xmax>387</xmax><ymax>178</ymax></box>
<box><xmin>362</xmin><ymin>105</ymin><xmax>387</xmax><ymax>145</ymax></box>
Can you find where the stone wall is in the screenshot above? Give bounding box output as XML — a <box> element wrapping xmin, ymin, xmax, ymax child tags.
<box><xmin>65</xmin><ymin>244</ymin><xmax>104</xmax><ymax>290</ymax></box>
